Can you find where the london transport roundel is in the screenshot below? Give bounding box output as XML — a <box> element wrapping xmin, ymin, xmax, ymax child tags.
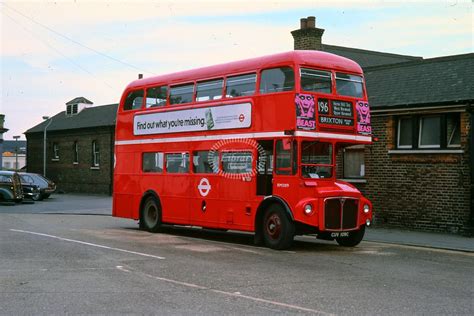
<box><xmin>198</xmin><ymin>178</ymin><xmax>211</xmax><ymax>197</ymax></box>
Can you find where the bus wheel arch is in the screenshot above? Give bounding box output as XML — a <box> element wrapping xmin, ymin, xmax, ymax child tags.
<box><xmin>139</xmin><ymin>190</ymin><xmax>163</xmax><ymax>232</ymax></box>
<box><xmin>255</xmin><ymin>197</ymin><xmax>295</xmax><ymax>249</ymax></box>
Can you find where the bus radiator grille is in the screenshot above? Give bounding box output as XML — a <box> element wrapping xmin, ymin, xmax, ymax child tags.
<box><xmin>324</xmin><ymin>198</ymin><xmax>359</xmax><ymax>231</ymax></box>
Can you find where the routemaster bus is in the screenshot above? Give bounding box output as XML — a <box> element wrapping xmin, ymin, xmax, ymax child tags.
<box><xmin>113</xmin><ymin>50</ymin><xmax>373</xmax><ymax>250</ymax></box>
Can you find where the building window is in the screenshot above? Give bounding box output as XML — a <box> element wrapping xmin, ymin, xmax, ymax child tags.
<box><xmin>259</xmin><ymin>67</ymin><xmax>294</xmax><ymax>94</ymax></box>
<box><xmin>418</xmin><ymin>116</ymin><xmax>441</xmax><ymax>148</ymax></box>
<box><xmin>396</xmin><ymin>113</ymin><xmax>461</xmax><ymax>150</ymax></box>
<box><xmin>397</xmin><ymin>117</ymin><xmax>413</xmax><ymax>149</ymax></box>
<box><xmin>447</xmin><ymin>113</ymin><xmax>461</xmax><ymax>147</ymax></box>
<box><xmin>53</xmin><ymin>143</ymin><xmax>59</xmax><ymax>159</ymax></box>
<box><xmin>92</xmin><ymin>141</ymin><xmax>100</xmax><ymax>167</ymax></box>
<box><xmin>343</xmin><ymin>146</ymin><xmax>365</xmax><ymax>178</ymax></box>
<box><xmin>73</xmin><ymin>141</ymin><xmax>79</xmax><ymax>163</ymax></box>
<box><xmin>143</xmin><ymin>152</ymin><xmax>164</xmax><ymax>173</ymax></box>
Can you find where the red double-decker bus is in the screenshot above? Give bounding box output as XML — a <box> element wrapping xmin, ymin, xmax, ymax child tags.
<box><xmin>113</xmin><ymin>50</ymin><xmax>373</xmax><ymax>249</ymax></box>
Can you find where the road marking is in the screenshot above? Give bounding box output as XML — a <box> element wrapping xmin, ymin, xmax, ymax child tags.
<box><xmin>116</xmin><ymin>265</ymin><xmax>332</xmax><ymax>315</ymax></box>
<box><xmin>10</xmin><ymin>229</ymin><xmax>165</xmax><ymax>260</ymax></box>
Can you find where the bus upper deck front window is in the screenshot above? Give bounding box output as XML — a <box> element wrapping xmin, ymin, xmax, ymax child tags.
<box><xmin>300</xmin><ymin>68</ymin><xmax>332</xmax><ymax>94</ymax></box>
<box><xmin>335</xmin><ymin>73</ymin><xmax>364</xmax><ymax>98</ymax></box>
<box><xmin>123</xmin><ymin>90</ymin><xmax>144</xmax><ymax>110</ymax></box>
<box><xmin>301</xmin><ymin>141</ymin><xmax>333</xmax><ymax>179</ymax></box>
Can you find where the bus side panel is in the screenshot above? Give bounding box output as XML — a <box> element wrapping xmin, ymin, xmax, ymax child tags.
<box><xmin>218</xmin><ymin>176</ymin><xmax>253</xmax><ymax>229</ymax></box>
<box><xmin>189</xmin><ymin>174</ymin><xmax>220</xmax><ymax>227</ymax></box>
<box><xmin>113</xmin><ymin>151</ymin><xmax>138</xmax><ymax>219</ymax></box>
<box><xmin>160</xmin><ymin>175</ymin><xmax>190</xmax><ymax>225</ymax></box>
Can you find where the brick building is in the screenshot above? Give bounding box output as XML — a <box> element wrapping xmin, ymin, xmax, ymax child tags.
<box><xmin>293</xmin><ymin>17</ymin><xmax>473</xmax><ymax>235</ymax></box>
<box><xmin>25</xmin><ymin>98</ymin><xmax>118</xmax><ymax>194</ymax></box>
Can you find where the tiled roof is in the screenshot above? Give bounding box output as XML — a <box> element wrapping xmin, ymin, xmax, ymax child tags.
<box><xmin>322</xmin><ymin>44</ymin><xmax>422</xmax><ymax>68</ymax></box>
<box><xmin>25</xmin><ymin>103</ymin><xmax>118</xmax><ymax>134</ymax></box>
<box><xmin>365</xmin><ymin>53</ymin><xmax>474</xmax><ymax>109</ymax></box>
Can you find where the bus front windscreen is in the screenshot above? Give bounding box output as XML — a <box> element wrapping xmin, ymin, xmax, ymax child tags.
<box><xmin>301</xmin><ymin>141</ymin><xmax>333</xmax><ymax>179</ymax></box>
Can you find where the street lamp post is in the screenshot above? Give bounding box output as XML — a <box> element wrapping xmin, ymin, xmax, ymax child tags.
<box><xmin>13</xmin><ymin>135</ymin><xmax>20</xmax><ymax>170</ymax></box>
<box><xmin>42</xmin><ymin>116</ymin><xmax>52</xmax><ymax>177</ymax></box>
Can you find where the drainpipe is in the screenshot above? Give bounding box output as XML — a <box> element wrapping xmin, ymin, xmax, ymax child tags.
<box><xmin>468</xmin><ymin>103</ymin><xmax>474</xmax><ymax>236</ymax></box>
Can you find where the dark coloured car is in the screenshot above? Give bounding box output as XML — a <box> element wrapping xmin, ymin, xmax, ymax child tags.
<box><xmin>19</xmin><ymin>173</ymin><xmax>56</xmax><ymax>200</ymax></box>
<box><xmin>0</xmin><ymin>171</ymin><xmax>24</xmax><ymax>203</ymax></box>
<box><xmin>19</xmin><ymin>178</ymin><xmax>41</xmax><ymax>201</ymax></box>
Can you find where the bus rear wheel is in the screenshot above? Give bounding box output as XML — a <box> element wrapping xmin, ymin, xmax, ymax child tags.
<box><xmin>140</xmin><ymin>196</ymin><xmax>162</xmax><ymax>233</ymax></box>
<box><xmin>336</xmin><ymin>225</ymin><xmax>366</xmax><ymax>247</ymax></box>
<box><xmin>262</xmin><ymin>204</ymin><xmax>295</xmax><ymax>250</ymax></box>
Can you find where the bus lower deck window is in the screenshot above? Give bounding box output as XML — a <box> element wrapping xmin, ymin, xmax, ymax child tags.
<box><xmin>166</xmin><ymin>153</ymin><xmax>190</xmax><ymax>173</ymax></box>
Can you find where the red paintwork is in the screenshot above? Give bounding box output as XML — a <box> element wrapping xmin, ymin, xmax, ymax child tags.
<box><xmin>113</xmin><ymin>50</ymin><xmax>373</xmax><ymax>235</ymax></box>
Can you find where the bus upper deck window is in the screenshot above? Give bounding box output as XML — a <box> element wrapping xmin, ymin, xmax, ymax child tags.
<box><xmin>335</xmin><ymin>73</ymin><xmax>364</xmax><ymax>98</ymax></box>
<box><xmin>123</xmin><ymin>90</ymin><xmax>144</xmax><ymax>110</ymax></box>
<box><xmin>260</xmin><ymin>67</ymin><xmax>294</xmax><ymax>94</ymax></box>
<box><xmin>300</xmin><ymin>68</ymin><xmax>332</xmax><ymax>94</ymax></box>
<box><xmin>146</xmin><ymin>86</ymin><xmax>167</xmax><ymax>108</ymax></box>
<box><xmin>225</xmin><ymin>73</ymin><xmax>256</xmax><ymax>97</ymax></box>
<box><xmin>196</xmin><ymin>79</ymin><xmax>223</xmax><ymax>102</ymax></box>
<box><xmin>170</xmin><ymin>84</ymin><xmax>194</xmax><ymax>105</ymax></box>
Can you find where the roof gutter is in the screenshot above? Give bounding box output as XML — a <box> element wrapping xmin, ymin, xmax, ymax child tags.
<box><xmin>371</xmin><ymin>100</ymin><xmax>472</xmax><ymax>114</ymax></box>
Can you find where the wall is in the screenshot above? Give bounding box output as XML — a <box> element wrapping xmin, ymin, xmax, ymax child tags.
<box><xmin>26</xmin><ymin>127</ymin><xmax>114</xmax><ymax>195</ymax></box>
<box><xmin>346</xmin><ymin>110</ymin><xmax>472</xmax><ymax>235</ymax></box>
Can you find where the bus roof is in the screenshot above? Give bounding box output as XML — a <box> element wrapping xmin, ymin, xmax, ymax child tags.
<box><xmin>126</xmin><ymin>50</ymin><xmax>363</xmax><ymax>90</ymax></box>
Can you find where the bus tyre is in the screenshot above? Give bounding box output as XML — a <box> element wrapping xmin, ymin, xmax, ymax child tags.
<box><xmin>263</xmin><ymin>204</ymin><xmax>295</xmax><ymax>250</ymax></box>
<box><xmin>140</xmin><ymin>196</ymin><xmax>162</xmax><ymax>233</ymax></box>
<box><xmin>336</xmin><ymin>225</ymin><xmax>366</xmax><ymax>247</ymax></box>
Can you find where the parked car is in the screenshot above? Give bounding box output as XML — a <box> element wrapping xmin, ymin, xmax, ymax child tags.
<box><xmin>0</xmin><ymin>171</ymin><xmax>24</xmax><ymax>203</ymax></box>
<box><xmin>19</xmin><ymin>173</ymin><xmax>56</xmax><ymax>200</ymax></box>
<box><xmin>19</xmin><ymin>178</ymin><xmax>41</xmax><ymax>201</ymax></box>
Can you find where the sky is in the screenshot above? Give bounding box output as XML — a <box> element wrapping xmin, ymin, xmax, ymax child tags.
<box><xmin>1</xmin><ymin>0</ymin><xmax>472</xmax><ymax>140</ymax></box>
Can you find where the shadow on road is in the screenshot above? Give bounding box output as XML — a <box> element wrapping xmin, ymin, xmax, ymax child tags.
<box><xmin>122</xmin><ymin>224</ymin><xmax>346</xmax><ymax>253</ymax></box>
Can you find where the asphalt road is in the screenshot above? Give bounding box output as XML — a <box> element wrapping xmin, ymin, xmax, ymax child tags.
<box><xmin>1</xmin><ymin>195</ymin><xmax>473</xmax><ymax>315</ymax></box>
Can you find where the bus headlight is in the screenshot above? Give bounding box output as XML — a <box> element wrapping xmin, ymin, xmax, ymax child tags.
<box><xmin>304</xmin><ymin>204</ymin><xmax>313</xmax><ymax>215</ymax></box>
<box><xmin>363</xmin><ymin>204</ymin><xmax>370</xmax><ymax>214</ymax></box>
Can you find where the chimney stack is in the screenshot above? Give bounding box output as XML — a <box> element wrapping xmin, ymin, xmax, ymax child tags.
<box><xmin>291</xmin><ymin>16</ymin><xmax>325</xmax><ymax>51</ymax></box>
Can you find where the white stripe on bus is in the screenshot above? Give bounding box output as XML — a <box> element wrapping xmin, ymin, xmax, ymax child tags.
<box><xmin>114</xmin><ymin>131</ymin><xmax>371</xmax><ymax>146</ymax></box>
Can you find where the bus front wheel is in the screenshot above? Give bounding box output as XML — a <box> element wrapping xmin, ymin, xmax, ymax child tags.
<box><xmin>140</xmin><ymin>196</ymin><xmax>162</xmax><ymax>233</ymax></box>
<box><xmin>336</xmin><ymin>225</ymin><xmax>366</xmax><ymax>247</ymax></box>
<box><xmin>262</xmin><ymin>204</ymin><xmax>295</xmax><ymax>250</ymax></box>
